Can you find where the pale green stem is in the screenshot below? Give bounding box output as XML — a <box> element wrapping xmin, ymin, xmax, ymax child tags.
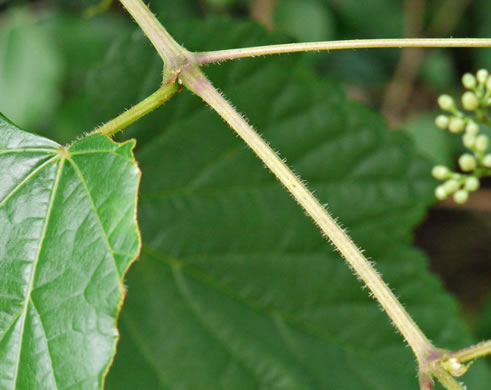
<box><xmin>181</xmin><ymin>65</ymin><xmax>434</xmax><ymax>363</ymax></box>
<box><xmin>117</xmin><ymin>1</ymin><xmax>491</xmax><ymax>387</ymax></box>
<box><xmin>118</xmin><ymin>0</ymin><xmax>192</xmax><ymax>75</ymax></box>
<box><xmin>432</xmin><ymin>367</ymin><xmax>465</xmax><ymax>390</ymax></box>
<box><xmin>452</xmin><ymin>340</ymin><xmax>491</xmax><ymax>362</ymax></box>
<box><xmin>95</xmin><ymin>82</ymin><xmax>178</xmax><ymax>137</ymax></box>
<box><xmin>196</xmin><ymin>38</ymin><xmax>491</xmax><ymax>65</ymax></box>
<box><xmin>419</xmin><ymin>373</ymin><xmax>434</xmax><ymax>390</ymax></box>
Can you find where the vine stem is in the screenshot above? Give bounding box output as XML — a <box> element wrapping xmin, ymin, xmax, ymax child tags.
<box><xmin>95</xmin><ymin>81</ymin><xmax>179</xmax><ymax>137</ymax></box>
<box><xmin>180</xmin><ymin>66</ymin><xmax>434</xmax><ymax>363</ymax></box>
<box><xmin>452</xmin><ymin>340</ymin><xmax>491</xmax><ymax>362</ymax></box>
<box><xmin>118</xmin><ymin>0</ymin><xmax>435</xmax><ymax>362</ymax></box>
<box><xmin>431</xmin><ymin>367</ymin><xmax>465</xmax><ymax>390</ymax></box>
<box><xmin>118</xmin><ymin>0</ymin><xmax>193</xmax><ymax>76</ymax></box>
<box><xmin>117</xmin><ymin>0</ymin><xmax>491</xmax><ymax>387</ymax></box>
<box><xmin>196</xmin><ymin>38</ymin><xmax>491</xmax><ymax>65</ymax></box>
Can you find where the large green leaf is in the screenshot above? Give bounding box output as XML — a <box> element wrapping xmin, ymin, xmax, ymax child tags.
<box><xmin>84</xmin><ymin>20</ymin><xmax>491</xmax><ymax>389</ymax></box>
<box><xmin>0</xmin><ymin>115</ymin><xmax>140</xmax><ymax>388</ymax></box>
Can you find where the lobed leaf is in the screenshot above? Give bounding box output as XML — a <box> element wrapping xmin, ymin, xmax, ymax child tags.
<box><xmin>0</xmin><ymin>115</ymin><xmax>141</xmax><ymax>389</ymax></box>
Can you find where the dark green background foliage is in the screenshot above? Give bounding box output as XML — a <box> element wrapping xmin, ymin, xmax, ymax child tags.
<box><xmin>0</xmin><ymin>1</ymin><xmax>490</xmax><ymax>389</ymax></box>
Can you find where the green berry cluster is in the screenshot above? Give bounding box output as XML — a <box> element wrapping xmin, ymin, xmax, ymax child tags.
<box><xmin>432</xmin><ymin>69</ymin><xmax>491</xmax><ymax>204</ymax></box>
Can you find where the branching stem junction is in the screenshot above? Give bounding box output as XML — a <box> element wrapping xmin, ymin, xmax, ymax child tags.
<box><xmin>112</xmin><ymin>1</ymin><xmax>491</xmax><ymax>388</ymax></box>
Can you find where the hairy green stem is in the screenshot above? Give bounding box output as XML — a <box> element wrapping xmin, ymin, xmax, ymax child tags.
<box><xmin>196</xmin><ymin>38</ymin><xmax>491</xmax><ymax>64</ymax></box>
<box><xmin>432</xmin><ymin>367</ymin><xmax>465</xmax><ymax>390</ymax></box>
<box><xmin>118</xmin><ymin>0</ymin><xmax>192</xmax><ymax>76</ymax></box>
<box><xmin>117</xmin><ymin>0</ymin><xmax>491</xmax><ymax>388</ymax></box>
<box><xmin>452</xmin><ymin>340</ymin><xmax>491</xmax><ymax>362</ymax></box>
<box><xmin>419</xmin><ymin>373</ymin><xmax>434</xmax><ymax>390</ymax></box>
<box><xmin>95</xmin><ymin>82</ymin><xmax>178</xmax><ymax>137</ymax></box>
<box><xmin>181</xmin><ymin>65</ymin><xmax>434</xmax><ymax>363</ymax></box>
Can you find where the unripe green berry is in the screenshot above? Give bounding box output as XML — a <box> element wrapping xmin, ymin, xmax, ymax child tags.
<box><xmin>461</xmin><ymin>91</ymin><xmax>480</xmax><ymax>111</ymax></box>
<box><xmin>448</xmin><ymin>117</ymin><xmax>465</xmax><ymax>133</ymax></box>
<box><xmin>465</xmin><ymin>121</ymin><xmax>479</xmax><ymax>135</ymax></box>
<box><xmin>487</xmin><ymin>77</ymin><xmax>491</xmax><ymax>91</ymax></box>
<box><xmin>462</xmin><ymin>73</ymin><xmax>476</xmax><ymax>89</ymax></box>
<box><xmin>443</xmin><ymin>179</ymin><xmax>459</xmax><ymax>193</ymax></box>
<box><xmin>435</xmin><ymin>186</ymin><xmax>448</xmax><ymax>200</ymax></box>
<box><xmin>459</xmin><ymin>154</ymin><xmax>477</xmax><ymax>172</ymax></box>
<box><xmin>475</xmin><ymin>135</ymin><xmax>489</xmax><ymax>152</ymax></box>
<box><xmin>454</xmin><ymin>190</ymin><xmax>469</xmax><ymax>204</ymax></box>
<box><xmin>463</xmin><ymin>133</ymin><xmax>476</xmax><ymax>148</ymax></box>
<box><xmin>464</xmin><ymin>177</ymin><xmax>480</xmax><ymax>192</ymax></box>
<box><xmin>435</xmin><ymin>115</ymin><xmax>449</xmax><ymax>129</ymax></box>
<box><xmin>432</xmin><ymin>165</ymin><xmax>450</xmax><ymax>180</ymax></box>
<box><xmin>483</xmin><ymin>154</ymin><xmax>491</xmax><ymax>168</ymax></box>
<box><xmin>477</xmin><ymin>69</ymin><xmax>489</xmax><ymax>84</ymax></box>
<box><xmin>438</xmin><ymin>94</ymin><xmax>454</xmax><ymax>111</ymax></box>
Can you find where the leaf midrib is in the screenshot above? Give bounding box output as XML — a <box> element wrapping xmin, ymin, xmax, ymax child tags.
<box><xmin>68</xmin><ymin>157</ymin><xmax>121</xmax><ymax>278</ymax></box>
<box><xmin>0</xmin><ymin>148</ymin><xmax>58</xmax><ymax>155</ymax></box>
<box><xmin>134</xmin><ymin>247</ymin><xmax>388</xmax><ymax>390</ymax></box>
<box><xmin>0</xmin><ymin>155</ymin><xmax>57</xmax><ymax>208</ymax></box>
<box><xmin>11</xmin><ymin>157</ymin><xmax>64</xmax><ymax>390</ymax></box>
<box><xmin>0</xmin><ymin>156</ymin><xmax>58</xmax><ymax>345</ymax></box>
<box><xmin>8</xmin><ymin>151</ymin><xmax>128</xmax><ymax>388</ymax></box>
<box><xmin>142</xmin><ymin>246</ymin><xmax>392</xmax><ymax>359</ymax></box>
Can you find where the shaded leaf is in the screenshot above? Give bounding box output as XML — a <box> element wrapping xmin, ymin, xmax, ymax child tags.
<box><xmin>326</xmin><ymin>0</ymin><xmax>403</xmax><ymax>38</ymax></box>
<box><xmin>402</xmin><ymin>113</ymin><xmax>459</xmax><ymax>167</ymax></box>
<box><xmin>0</xmin><ymin>115</ymin><xmax>140</xmax><ymax>388</ymax></box>
<box><xmin>153</xmin><ymin>0</ymin><xmax>202</xmax><ymax>21</ymax></box>
<box><xmin>475</xmin><ymin>0</ymin><xmax>491</xmax><ymax>67</ymax></box>
<box><xmin>475</xmin><ymin>300</ymin><xmax>491</xmax><ymax>342</ymax></box>
<box><xmin>86</xmin><ymin>20</ymin><xmax>491</xmax><ymax>389</ymax></box>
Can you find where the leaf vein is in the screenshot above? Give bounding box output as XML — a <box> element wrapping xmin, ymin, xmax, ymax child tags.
<box><xmin>67</xmin><ymin>157</ymin><xmax>120</xmax><ymax>278</ymax></box>
<box><xmin>11</xmin><ymin>157</ymin><xmax>64</xmax><ymax>390</ymax></box>
<box><xmin>144</xmin><ymin>247</ymin><xmax>380</xmax><ymax>358</ymax></box>
<box><xmin>0</xmin><ymin>148</ymin><xmax>57</xmax><ymax>155</ymax></box>
<box><xmin>69</xmin><ymin>149</ymin><xmax>133</xmax><ymax>162</ymax></box>
<box><xmin>171</xmin><ymin>265</ymin><xmax>263</xmax><ymax>387</ymax></box>
<box><xmin>29</xmin><ymin>300</ymin><xmax>58</xmax><ymax>390</ymax></box>
<box><xmin>0</xmin><ymin>156</ymin><xmax>58</xmax><ymax>208</ymax></box>
<box><xmin>118</xmin><ymin>316</ymin><xmax>175</xmax><ymax>390</ymax></box>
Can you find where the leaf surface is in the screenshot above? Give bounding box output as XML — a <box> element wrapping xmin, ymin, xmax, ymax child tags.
<box><xmin>0</xmin><ymin>115</ymin><xmax>140</xmax><ymax>389</ymax></box>
<box><xmin>90</xmin><ymin>20</ymin><xmax>490</xmax><ymax>389</ymax></box>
